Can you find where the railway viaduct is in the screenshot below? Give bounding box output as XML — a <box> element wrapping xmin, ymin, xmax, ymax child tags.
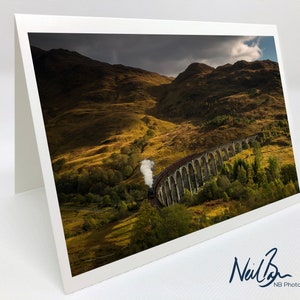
<box><xmin>153</xmin><ymin>135</ymin><xmax>259</xmax><ymax>207</ymax></box>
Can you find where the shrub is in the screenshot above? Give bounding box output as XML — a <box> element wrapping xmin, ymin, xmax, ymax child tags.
<box><xmin>82</xmin><ymin>215</ymin><xmax>98</xmax><ymax>231</ymax></box>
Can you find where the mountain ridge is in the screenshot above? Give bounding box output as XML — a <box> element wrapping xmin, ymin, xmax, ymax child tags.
<box><xmin>30</xmin><ymin>47</ymin><xmax>288</xmax><ymax>172</ymax></box>
<box><xmin>31</xmin><ymin>46</ymin><xmax>172</xmax><ymax>112</ymax></box>
<box><xmin>157</xmin><ymin>58</ymin><xmax>283</xmax><ymax>121</ymax></box>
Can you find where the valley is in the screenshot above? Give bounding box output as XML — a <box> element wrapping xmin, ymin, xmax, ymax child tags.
<box><xmin>30</xmin><ymin>46</ymin><xmax>298</xmax><ymax>276</ymax></box>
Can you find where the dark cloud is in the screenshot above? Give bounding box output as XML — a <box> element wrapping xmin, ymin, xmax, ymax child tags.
<box><xmin>29</xmin><ymin>33</ymin><xmax>275</xmax><ymax>76</ymax></box>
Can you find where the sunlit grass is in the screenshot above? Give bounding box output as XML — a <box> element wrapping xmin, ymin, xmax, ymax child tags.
<box><xmin>230</xmin><ymin>143</ymin><xmax>295</xmax><ymax>167</ymax></box>
<box><xmin>105</xmin><ymin>215</ymin><xmax>137</xmax><ymax>246</ymax></box>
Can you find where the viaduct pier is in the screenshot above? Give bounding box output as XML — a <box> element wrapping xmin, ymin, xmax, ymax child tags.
<box><xmin>152</xmin><ymin>135</ymin><xmax>259</xmax><ymax>207</ymax></box>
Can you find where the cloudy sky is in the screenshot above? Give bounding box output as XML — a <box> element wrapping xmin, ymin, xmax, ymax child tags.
<box><xmin>29</xmin><ymin>33</ymin><xmax>278</xmax><ymax>77</ymax></box>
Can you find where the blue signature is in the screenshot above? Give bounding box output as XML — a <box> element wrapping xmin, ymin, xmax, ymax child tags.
<box><xmin>229</xmin><ymin>247</ymin><xmax>292</xmax><ymax>287</ymax></box>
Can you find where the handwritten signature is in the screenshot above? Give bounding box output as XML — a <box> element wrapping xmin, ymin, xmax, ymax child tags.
<box><xmin>229</xmin><ymin>247</ymin><xmax>292</xmax><ymax>287</ymax></box>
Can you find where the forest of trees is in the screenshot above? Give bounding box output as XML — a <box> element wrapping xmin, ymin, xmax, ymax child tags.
<box><xmin>194</xmin><ymin>141</ymin><xmax>298</xmax><ymax>208</ymax></box>
<box><xmin>127</xmin><ymin>141</ymin><xmax>298</xmax><ymax>253</ymax></box>
<box><xmin>129</xmin><ymin>202</ymin><xmax>193</xmax><ymax>253</ymax></box>
<box><xmin>140</xmin><ymin>152</ymin><xmax>296</xmax><ymax>258</ymax></box>
<box><xmin>54</xmin><ymin>121</ymin><xmax>298</xmax><ymax>254</ymax></box>
<box><xmin>52</xmin><ymin>119</ymin><xmax>300</xmax><ymax>274</ymax></box>
<box><xmin>53</xmin><ymin>131</ymin><xmax>155</xmax><ymax>210</ymax></box>
<box><xmin>54</xmin><ymin>118</ymin><xmax>297</xmax><ymax>213</ymax></box>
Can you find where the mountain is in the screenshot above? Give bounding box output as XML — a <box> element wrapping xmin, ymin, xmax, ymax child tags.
<box><xmin>31</xmin><ymin>47</ymin><xmax>172</xmax><ymax>156</ymax></box>
<box><xmin>173</xmin><ymin>62</ymin><xmax>214</xmax><ymax>84</ymax></box>
<box><xmin>157</xmin><ymin>59</ymin><xmax>285</xmax><ymax>121</ymax></box>
<box><xmin>31</xmin><ymin>47</ymin><xmax>171</xmax><ymax>112</ymax></box>
<box><xmin>30</xmin><ymin>47</ymin><xmax>289</xmax><ymax>173</ymax></box>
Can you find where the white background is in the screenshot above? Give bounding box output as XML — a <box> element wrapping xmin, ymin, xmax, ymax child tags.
<box><xmin>1</xmin><ymin>0</ymin><xmax>300</xmax><ymax>299</ymax></box>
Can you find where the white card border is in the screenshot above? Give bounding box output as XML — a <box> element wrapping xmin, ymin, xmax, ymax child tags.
<box><xmin>15</xmin><ymin>14</ymin><xmax>300</xmax><ymax>293</ymax></box>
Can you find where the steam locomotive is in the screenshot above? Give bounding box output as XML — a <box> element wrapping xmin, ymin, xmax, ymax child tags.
<box><xmin>147</xmin><ymin>186</ymin><xmax>163</xmax><ymax>210</ymax></box>
<box><xmin>147</xmin><ymin>187</ymin><xmax>155</xmax><ymax>200</ymax></box>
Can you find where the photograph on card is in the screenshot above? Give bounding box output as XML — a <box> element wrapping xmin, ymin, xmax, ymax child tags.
<box><xmin>28</xmin><ymin>32</ymin><xmax>299</xmax><ymax>276</ymax></box>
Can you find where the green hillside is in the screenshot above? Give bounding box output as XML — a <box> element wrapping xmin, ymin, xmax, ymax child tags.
<box><xmin>30</xmin><ymin>47</ymin><xmax>298</xmax><ymax>276</ymax></box>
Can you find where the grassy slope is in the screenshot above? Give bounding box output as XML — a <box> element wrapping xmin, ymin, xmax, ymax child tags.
<box><xmin>62</xmin><ymin>196</ymin><xmax>243</xmax><ymax>275</ymax></box>
<box><xmin>62</xmin><ymin>206</ymin><xmax>137</xmax><ymax>275</ymax></box>
<box><xmin>37</xmin><ymin>54</ymin><xmax>297</xmax><ymax>275</ymax></box>
<box><xmin>43</xmin><ymin>57</ymin><xmax>290</xmax><ymax>180</ymax></box>
<box><xmin>60</xmin><ymin>135</ymin><xmax>297</xmax><ymax>275</ymax></box>
<box><xmin>51</xmin><ymin>90</ymin><xmax>292</xmax><ymax>179</ymax></box>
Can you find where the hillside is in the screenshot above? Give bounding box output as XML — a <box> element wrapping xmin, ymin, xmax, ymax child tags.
<box><xmin>31</xmin><ymin>46</ymin><xmax>172</xmax><ymax>159</ymax></box>
<box><xmin>31</xmin><ymin>47</ymin><xmax>291</xmax><ymax>176</ymax></box>
<box><xmin>30</xmin><ymin>46</ymin><xmax>297</xmax><ymax>276</ymax></box>
<box><xmin>157</xmin><ymin>59</ymin><xmax>284</xmax><ymax>122</ymax></box>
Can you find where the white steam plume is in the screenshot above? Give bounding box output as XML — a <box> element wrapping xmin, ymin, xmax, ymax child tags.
<box><xmin>140</xmin><ymin>159</ymin><xmax>154</xmax><ymax>188</ymax></box>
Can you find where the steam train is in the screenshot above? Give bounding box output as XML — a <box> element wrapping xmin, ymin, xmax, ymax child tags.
<box><xmin>147</xmin><ymin>186</ymin><xmax>162</xmax><ymax>209</ymax></box>
<box><xmin>148</xmin><ymin>187</ymin><xmax>155</xmax><ymax>201</ymax></box>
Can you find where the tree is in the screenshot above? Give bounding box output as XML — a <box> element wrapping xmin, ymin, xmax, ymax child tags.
<box><xmin>217</xmin><ymin>175</ymin><xmax>231</xmax><ymax>191</ymax></box>
<box><xmin>130</xmin><ymin>201</ymin><xmax>162</xmax><ymax>251</ymax></box>
<box><xmin>281</xmin><ymin>164</ymin><xmax>298</xmax><ymax>185</ymax></box>
<box><xmin>102</xmin><ymin>195</ymin><xmax>112</xmax><ymax>207</ymax></box>
<box><xmin>247</xmin><ymin>164</ymin><xmax>255</xmax><ymax>187</ymax></box>
<box><xmin>182</xmin><ymin>189</ymin><xmax>194</xmax><ymax>206</ymax></box>
<box><xmin>256</xmin><ymin>168</ymin><xmax>267</xmax><ymax>186</ymax></box>
<box><xmin>77</xmin><ymin>169</ymin><xmax>91</xmax><ymax>194</ymax></box>
<box><xmin>118</xmin><ymin>201</ymin><xmax>128</xmax><ymax>218</ymax></box>
<box><xmin>284</xmin><ymin>181</ymin><xmax>298</xmax><ymax>197</ymax></box>
<box><xmin>227</xmin><ymin>180</ymin><xmax>245</xmax><ymax>200</ymax></box>
<box><xmin>198</xmin><ymin>180</ymin><xmax>219</xmax><ymax>203</ymax></box>
<box><xmin>237</xmin><ymin>165</ymin><xmax>247</xmax><ymax>185</ymax></box>
<box><xmin>233</xmin><ymin>159</ymin><xmax>249</xmax><ymax>181</ymax></box>
<box><xmin>110</xmin><ymin>191</ymin><xmax>121</xmax><ymax>207</ymax></box>
<box><xmin>55</xmin><ymin>170</ymin><xmax>78</xmax><ymax>194</ymax></box>
<box><xmin>122</xmin><ymin>165</ymin><xmax>133</xmax><ymax>178</ymax></box>
<box><xmin>89</xmin><ymin>167</ymin><xmax>107</xmax><ymax>185</ymax></box>
<box><xmin>158</xmin><ymin>204</ymin><xmax>193</xmax><ymax>243</ymax></box>
<box><xmin>221</xmin><ymin>163</ymin><xmax>233</xmax><ymax>179</ymax></box>
<box><xmin>252</xmin><ymin>141</ymin><xmax>263</xmax><ymax>175</ymax></box>
<box><xmin>267</xmin><ymin>156</ymin><xmax>281</xmax><ymax>182</ymax></box>
<box><xmin>251</xmin><ymin>142</ymin><xmax>267</xmax><ymax>186</ymax></box>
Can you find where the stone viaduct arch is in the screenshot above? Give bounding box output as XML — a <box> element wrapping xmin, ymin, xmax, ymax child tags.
<box><xmin>153</xmin><ymin>135</ymin><xmax>258</xmax><ymax>207</ymax></box>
